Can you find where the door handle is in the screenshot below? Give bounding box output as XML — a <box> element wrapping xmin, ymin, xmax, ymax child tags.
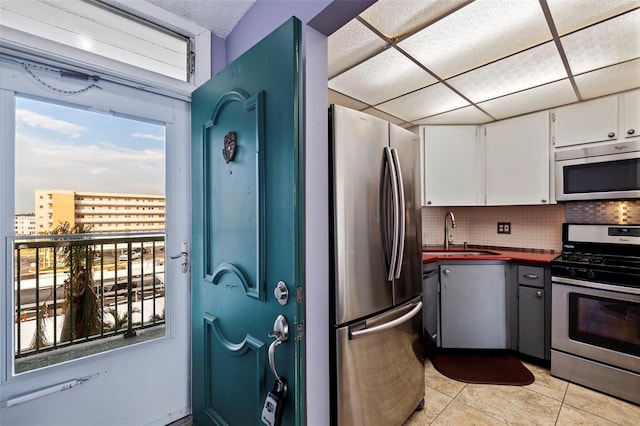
<box><xmin>391</xmin><ymin>148</ymin><xmax>405</xmax><ymax>280</ymax></box>
<box><xmin>349</xmin><ymin>301</ymin><xmax>422</xmax><ymax>339</ymax></box>
<box><xmin>267</xmin><ymin>315</ymin><xmax>289</xmax><ymax>396</ymax></box>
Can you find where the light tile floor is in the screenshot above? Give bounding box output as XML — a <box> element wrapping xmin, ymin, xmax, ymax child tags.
<box><xmin>404</xmin><ymin>359</ymin><xmax>640</xmax><ymax>426</ymax></box>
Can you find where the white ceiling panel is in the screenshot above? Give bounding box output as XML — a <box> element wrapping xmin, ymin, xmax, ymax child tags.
<box><xmin>359</xmin><ymin>0</ymin><xmax>468</xmax><ymax>40</ymax></box>
<box><xmin>561</xmin><ymin>10</ymin><xmax>640</xmax><ymax>75</ymax></box>
<box><xmin>328</xmin><ymin>48</ymin><xmax>437</xmax><ymax>106</ymax></box>
<box><xmin>546</xmin><ymin>0</ymin><xmax>639</xmax><ymax>36</ymax></box>
<box><xmin>362</xmin><ymin>107</ymin><xmax>406</xmax><ymax>125</ymax></box>
<box><xmin>446</xmin><ymin>42</ymin><xmax>567</xmax><ymax>103</ymax></box>
<box><xmin>328</xmin><ymin>90</ymin><xmax>368</xmax><ymax>111</ymax></box>
<box><xmin>479</xmin><ymin>79</ymin><xmax>577</xmax><ymax>119</ymax></box>
<box><xmin>397</xmin><ymin>0</ymin><xmax>551</xmax><ymax>80</ymax></box>
<box><xmin>575</xmin><ymin>59</ymin><xmax>640</xmax><ymax>99</ymax></box>
<box><xmin>327</xmin><ymin>19</ymin><xmax>387</xmax><ymax>77</ymax></box>
<box><xmin>376</xmin><ymin>83</ymin><xmax>469</xmax><ymax>122</ymax></box>
<box><xmin>414</xmin><ymin>105</ymin><xmax>493</xmax><ymax>125</ymax></box>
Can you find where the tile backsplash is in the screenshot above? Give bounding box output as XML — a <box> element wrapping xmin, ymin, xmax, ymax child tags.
<box><xmin>565</xmin><ymin>200</ymin><xmax>639</xmax><ymax>224</ymax></box>
<box><xmin>422</xmin><ymin>200</ymin><xmax>640</xmax><ymax>251</ymax></box>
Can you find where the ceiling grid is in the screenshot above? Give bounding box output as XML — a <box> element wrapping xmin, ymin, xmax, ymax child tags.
<box><xmin>328</xmin><ymin>0</ymin><xmax>640</xmax><ymax>126</ymax></box>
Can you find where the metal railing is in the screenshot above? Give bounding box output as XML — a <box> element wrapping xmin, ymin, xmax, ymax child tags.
<box><xmin>12</xmin><ymin>233</ymin><xmax>166</xmax><ymax>358</ymax></box>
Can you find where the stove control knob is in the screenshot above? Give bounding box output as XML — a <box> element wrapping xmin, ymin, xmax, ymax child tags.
<box><xmin>586</xmin><ymin>270</ymin><xmax>596</xmax><ymax>280</ymax></box>
<box><xmin>568</xmin><ymin>268</ymin><xmax>577</xmax><ymax>278</ymax></box>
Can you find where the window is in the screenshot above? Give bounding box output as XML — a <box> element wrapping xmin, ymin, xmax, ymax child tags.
<box><xmin>1</xmin><ymin>54</ymin><xmax>178</xmax><ymax>376</ymax></box>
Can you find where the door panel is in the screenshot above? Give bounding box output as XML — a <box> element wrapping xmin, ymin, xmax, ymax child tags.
<box><xmin>191</xmin><ymin>18</ymin><xmax>302</xmax><ymax>426</ymax></box>
<box><xmin>331</xmin><ymin>105</ymin><xmax>392</xmax><ymax>325</ymax></box>
<box><xmin>389</xmin><ymin>124</ymin><xmax>422</xmax><ymax>305</ymax></box>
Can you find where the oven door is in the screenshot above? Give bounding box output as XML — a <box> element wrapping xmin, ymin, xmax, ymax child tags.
<box><xmin>552</xmin><ymin>277</ymin><xmax>640</xmax><ymax>373</ymax></box>
<box><xmin>555</xmin><ymin>144</ymin><xmax>640</xmax><ymax>201</ymax></box>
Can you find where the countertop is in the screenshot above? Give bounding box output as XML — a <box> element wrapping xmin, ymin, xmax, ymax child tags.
<box><xmin>422</xmin><ymin>246</ymin><xmax>558</xmax><ymax>264</ymax></box>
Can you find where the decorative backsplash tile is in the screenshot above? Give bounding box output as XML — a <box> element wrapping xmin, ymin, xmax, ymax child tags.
<box><xmin>422</xmin><ymin>205</ymin><xmax>566</xmax><ymax>251</ymax></box>
<box><xmin>422</xmin><ymin>200</ymin><xmax>638</xmax><ymax>251</ymax></box>
<box><xmin>565</xmin><ymin>200</ymin><xmax>639</xmax><ymax>224</ymax></box>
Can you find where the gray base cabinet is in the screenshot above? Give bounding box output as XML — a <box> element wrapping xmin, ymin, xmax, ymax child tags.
<box><xmin>516</xmin><ymin>264</ymin><xmax>551</xmax><ymax>360</ymax></box>
<box><xmin>440</xmin><ymin>263</ymin><xmax>506</xmax><ymax>349</ymax></box>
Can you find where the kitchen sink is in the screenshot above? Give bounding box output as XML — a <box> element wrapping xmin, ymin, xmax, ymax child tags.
<box><xmin>423</xmin><ymin>250</ymin><xmax>501</xmax><ymax>256</ymax></box>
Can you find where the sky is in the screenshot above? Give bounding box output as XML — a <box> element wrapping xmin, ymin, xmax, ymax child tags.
<box><xmin>15</xmin><ymin>96</ymin><xmax>165</xmax><ymax>213</ymax></box>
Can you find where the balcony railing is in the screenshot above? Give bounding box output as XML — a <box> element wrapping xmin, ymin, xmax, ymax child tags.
<box><xmin>12</xmin><ymin>233</ymin><xmax>166</xmax><ymax>366</ymax></box>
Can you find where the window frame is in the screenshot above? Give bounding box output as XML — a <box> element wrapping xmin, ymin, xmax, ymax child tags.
<box><xmin>0</xmin><ymin>0</ymin><xmax>212</xmax><ymax>99</ymax></box>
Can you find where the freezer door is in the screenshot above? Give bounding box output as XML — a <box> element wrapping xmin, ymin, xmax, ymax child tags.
<box><xmin>335</xmin><ymin>298</ymin><xmax>425</xmax><ymax>426</ymax></box>
<box><xmin>332</xmin><ymin>105</ymin><xmax>393</xmax><ymax>324</ymax></box>
<box><xmin>389</xmin><ymin>124</ymin><xmax>422</xmax><ymax>304</ymax></box>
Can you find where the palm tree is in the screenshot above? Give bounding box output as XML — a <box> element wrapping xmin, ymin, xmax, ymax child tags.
<box><xmin>51</xmin><ymin>222</ymin><xmax>101</xmax><ymax>343</ymax></box>
<box><xmin>28</xmin><ymin>303</ymin><xmax>49</xmax><ymax>350</ymax></box>
<box><xmin>103</xmin><ymin>306</ymin><xmax>140</xmax><ymax>332</ymax></box>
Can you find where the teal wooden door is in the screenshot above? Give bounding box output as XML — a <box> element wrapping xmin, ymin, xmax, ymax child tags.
<box><xmin>191</xmin><ymin>18</ymin><xmax>304</xmax><ymax>426</ymax></box>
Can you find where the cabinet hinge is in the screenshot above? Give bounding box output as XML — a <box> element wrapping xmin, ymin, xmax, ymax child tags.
<box><xmin>295</xmin><ymin>322</ymin><xmax>304</xmax><ymax>341</ymax></box>
<box><xmin>484</xmin><ymin>127</ymin><xmax>487</xmax><ymax>136</ymax></box>
<box><xmin>551</xmin><ymin>112</ymin><xmax>555</xmax><ymax>122</ymax></box>
<box><xmin>296</xmin><ymin>286</ymin><xmax>303</xmax><ymax>303</ymax></box>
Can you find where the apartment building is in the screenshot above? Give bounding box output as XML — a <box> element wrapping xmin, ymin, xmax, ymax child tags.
<box><xmin>34</xmin><ymin>190</ymin><xmax>165</xmax><ymax>234</ymax></box>
<box><xmin>14</xmin><ymin>213</ymin><xmax>36</xmax><ymax>236</ymax></box>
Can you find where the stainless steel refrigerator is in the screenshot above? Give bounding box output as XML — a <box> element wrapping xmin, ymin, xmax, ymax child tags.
<box><xmin>330</xmin><ymin>105</ymin><xmax>424</xmax><ymax>426</ymax></box>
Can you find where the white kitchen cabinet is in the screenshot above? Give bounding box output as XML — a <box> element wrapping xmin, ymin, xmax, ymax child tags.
<box><xmin>553</xmin><ymin>95</ymin><xmax>618</xmax><ymax>148</ymax></box>
<box><xmin>421</xmin><ymin>125</ymin><xmax>479</xmax><ymax>206</ymax></box>
<box><xmin>439</xmin><ymin>263</ymin><xmax>506</xmax><ymax>349</ymax></box>
<box><xmin>623</xmin><ymin>90</ymin><xmax>640</xmax><ymax>140</ymax></box>
<box><xmin>484</xmin><ymin>111</ymin><xmax>550</xmax><ymax>205</ymax></box>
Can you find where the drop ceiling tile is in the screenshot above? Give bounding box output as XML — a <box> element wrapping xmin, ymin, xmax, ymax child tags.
<box><xmin>359</xmin><ymin>0</ymin><xmax>468</xmax><ymax>40</ymax></box>
<box><xmin>479</xmin><ymin>79</ymin><xmax>577</xmax><ymax>120</ymax></box>
<box><xmin>575</xmin><ymin>59</ymin><xmax>640</xmax><ymax>99</ymax></box>
<box><xmin>328</xmin><ymin>19</ymin><xmax>387</xmax><ymax>77</ymax></box>
<box><xmin>547</xmin><ymin>0</ymin><xmax>639</xmax><ymax>36</ymax></box>
<box><xmin>362</xmin><ymin>107</ymin><xmax>405</xmax><ymax>125</ymax></box>
<box><xmin>397</xmin><ymin>0</ymin><xmax>551</xmax><ymax>79</ymax></box>
<box><xmin>414</xmin><ymin>105</ymin><xmax>493</xmax><ymax>125</ymax></box>
<box><xmin>561</xmin><ymin>9</ymin><xmax>640</xmax><ymax>75</ymax></box>
<box><xmin>446</xmin><ymin>42</ymin><xmax>567</xmax><ymax>103</ymax></box>
<box><xmin>328</xmin><ymin>48</ymin><xmax>437</xmax><ymax>106</ymax></box>
<box><xmin>328</xmin><ymin>90</ymin><xmax>369</xmax><ymax>110</ymax></box>
<box><xmin>376</xmin><ymin>83</ymin><xmax>469</xmax><ymax>122</ymax></box>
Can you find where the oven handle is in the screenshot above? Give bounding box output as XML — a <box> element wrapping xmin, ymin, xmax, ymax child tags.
<box><xmin>552</xmin><ymin>276</ymin><xmax>640</xmax><ymax>295</ymax></box>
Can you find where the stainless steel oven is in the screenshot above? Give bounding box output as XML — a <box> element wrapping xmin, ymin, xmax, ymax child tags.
<box><xmin>551</xmin><ymin>224</ymin><xmax>640</xmax><ymax>404</ymax></box>
<box><xmin>555</xmin><ymin>139</ymin><xmax>640</xmax><ymax>201</ymax></box>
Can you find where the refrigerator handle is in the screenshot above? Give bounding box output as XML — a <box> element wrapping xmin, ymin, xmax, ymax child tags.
<box><xmin>349</xmin><ymin>301</ymin><xmax>422</xmax><ymax>339</ymax></box>
<box><xmin>391</xmin><ymin>148</ymin><xmax>405</xmax><ymax>279</ymax></box>
<box><xmin>384</xmin><ymin>147</ymin><xmax>400</xmax><ymax>282</ymax></box>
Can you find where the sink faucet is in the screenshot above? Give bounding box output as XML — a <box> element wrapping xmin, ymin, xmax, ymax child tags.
<box><xmin>444</xmin><ymin>211</ymin><xmax>457</xmax><ymax>250</ymax></box>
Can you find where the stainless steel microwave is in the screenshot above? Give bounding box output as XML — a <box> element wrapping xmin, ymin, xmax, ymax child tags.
<box><xmin>555</xmin><ymin>139</ymin><xmax>640</xmax><ymax>201</ymax></box>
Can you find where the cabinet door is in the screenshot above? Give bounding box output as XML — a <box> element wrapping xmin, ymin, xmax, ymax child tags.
<box><xmin>485</xmin><ymin>112</ymin><xmax>550</xmax><ymax>205</ymax></box>
<box><xmin>440</xmin><ymin>264</ymin><xmax>506</xmax><ymax>349</ymax></box>
<box><xmin>554</xmin><ymin>95</ymin><xmax>618</xmax><ymax>147</ymax></box>
<box><xmin>422</xmin><ymin>125</ymin><xmax>478</xmax><ymax>206</ymax></box>
<box><xmin>623</xmin><ymin>90</ymin><xmax>640</xmax><ymax>140</ymax></box>
<box><xmin>518</xmin><ymin>286</ymin><xmax>545</xmax><ymax>359</ymax></box>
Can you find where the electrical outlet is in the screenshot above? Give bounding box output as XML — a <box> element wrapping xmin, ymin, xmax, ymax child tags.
<box><xmin>497</xmin><ymin>222</ymin><xmax>511</xmax><ymax>234</ymax></box>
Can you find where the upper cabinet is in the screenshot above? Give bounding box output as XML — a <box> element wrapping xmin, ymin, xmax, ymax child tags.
<box><xmin>623</xmin><ymin>90</ymin><xmax>640</xmax><ymax>140</ymax></box>
<box><xmin>421</xmin><ymin>126</ymin><xmax>479</xmax><ymax>206</ymax></box>
<box><xmin>553</xmin><ymin>89</ymin><xmax>639</xmax><ymax>148</ymax></box>
<box><xmin>484</xmin><ymin>112</ymin><xmax>550</xmax><ymax>205</ymax></box>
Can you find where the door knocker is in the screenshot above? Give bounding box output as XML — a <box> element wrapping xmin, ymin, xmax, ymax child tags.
<box><xmin>222</xmin><ymin>131</ymin><xmax>237</xmax><ymax>163</ymax></box>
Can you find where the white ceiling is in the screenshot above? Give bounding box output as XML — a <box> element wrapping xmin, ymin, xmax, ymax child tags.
<box><xmin>328</xmin><ymin>0</ymin><xmax>640</xmax><ymax>127</ymax></box>
<box><xmin>144</xmin><ymin>0</ymin><xmax>256</xmax><ymax>39</ymax></box>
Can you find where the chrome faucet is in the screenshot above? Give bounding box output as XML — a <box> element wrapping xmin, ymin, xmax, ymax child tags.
<box><xmin>444</xmin><ymin>211</ymin><xmax>457</xmax><ymax>250</ymax></box>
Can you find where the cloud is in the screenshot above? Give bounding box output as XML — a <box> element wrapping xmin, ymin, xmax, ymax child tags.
<box><xmin>130</xmin><ymin>133</ymin><xmax>164</xmax><ymax>141</ymax></box>
<box><xmin>16</xmin><ymin>109</ymin><xmax>87</xmax><ymax>138</ymax></box>
<box><xmin>15</xmin><ymin>133</ymin><xmax>164</xmax><ymax>212</ymax></box>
